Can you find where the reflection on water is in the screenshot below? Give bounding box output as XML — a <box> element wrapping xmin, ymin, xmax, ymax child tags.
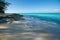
<box><xmin>0</xmin><ymin>16</ymin><xmax>60</xmax><ymax>40</ymax></box>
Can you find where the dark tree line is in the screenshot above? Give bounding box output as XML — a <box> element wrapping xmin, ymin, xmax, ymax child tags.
<box><xmin>0</xmin><ymin>0</ymin><xmax>9</xmax><ymax>13</ymax></box>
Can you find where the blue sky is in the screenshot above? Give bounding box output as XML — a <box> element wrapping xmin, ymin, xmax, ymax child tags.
<box><xmin>5</xmin><ymin>0</ymin><xmax>60</xmax><ymax>13</ymax></box>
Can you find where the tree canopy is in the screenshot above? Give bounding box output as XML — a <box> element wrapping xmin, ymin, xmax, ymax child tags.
<box><xmin>0</xmin><ymin>0</ymin><xmax>9</xmax><ymax>13</ymax></box>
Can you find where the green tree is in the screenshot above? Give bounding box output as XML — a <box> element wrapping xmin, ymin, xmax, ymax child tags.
<box><xmin>0</xmin><ymin>0</ymin><xmax>9</xmax><ymax>13</ymax></box>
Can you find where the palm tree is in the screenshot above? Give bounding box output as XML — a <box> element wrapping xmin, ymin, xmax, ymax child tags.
<box><xmin>0</xmin><ymin>0</ymin><xmax>9</xmax><ymax>14</ymax></box>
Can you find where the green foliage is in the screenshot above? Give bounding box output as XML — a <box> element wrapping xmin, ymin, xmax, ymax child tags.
<box><xmin>0</xmin><ymin>0</ymin><xmax>9</xmax><ymax>13</ymax></box>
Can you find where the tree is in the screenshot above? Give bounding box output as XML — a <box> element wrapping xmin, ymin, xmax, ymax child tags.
<box><xmin>0</xmin><ymin>0</ymin><xmax>9</xmax><ymax>13</ymax></box>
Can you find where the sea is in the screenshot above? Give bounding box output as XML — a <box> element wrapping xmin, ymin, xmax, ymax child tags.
<box><xmin>0</xmin><ymin>13</ymin><xmax>60</xmax><ymax>40</ymax></box>
<box><xmin>21</xmin><ymin>13</ymin><xmax>60</xmax><ymax>24</ymax></box>
<box><xmin>20</xmin><ymin>13</ymin><xmax>60</xmax><ymax>36</ymax></box>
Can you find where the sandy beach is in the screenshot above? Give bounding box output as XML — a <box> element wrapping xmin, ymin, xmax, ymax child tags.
<box><xmin>0</xmin><ymin>16</ymin><xmax>60</xmax><ymax>40</ymax></box>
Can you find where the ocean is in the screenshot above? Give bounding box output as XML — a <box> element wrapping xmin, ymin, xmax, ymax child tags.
<box><xmin>20</xmin><ymin>13</ymin><xmax>60</xmax><ymax>35</ymax></box>
<box><xmin>0</xmin><ymin>13</ymin><xmax>60</xmax><ymax>40</ymax></box>
<box><xmin>21</xmin><ymin>13</ymin><xmax>60</xmax><ymax>24</ymax></box>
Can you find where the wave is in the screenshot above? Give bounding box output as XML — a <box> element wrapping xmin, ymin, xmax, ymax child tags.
<box><xmin>22</xmin><ymin>15</ymin><xmax>60</xmax><ymax>35</ymax></box>
<box><xmin>21</xmin><ymin>13</ymin><xmax>60</xmax><ymax>24</ymax></box>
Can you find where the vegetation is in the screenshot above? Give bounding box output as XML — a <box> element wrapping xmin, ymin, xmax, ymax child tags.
<box><xmin>0</xmin><ymin>0</ymin><xmax>24</xmax><ymax>24</ymax></box>
<box><xmin>0</xmin><ymin>0</ymin><xmax>9</xmax><ymax>13</ymax></box>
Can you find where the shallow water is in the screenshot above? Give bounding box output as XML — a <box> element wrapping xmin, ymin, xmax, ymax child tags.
<box><xmin>0</xmin><ymin>14</ymin><xmax>60</xmax><ymax>40</ymax></box>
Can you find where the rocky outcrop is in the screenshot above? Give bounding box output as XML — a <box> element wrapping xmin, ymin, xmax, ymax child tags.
<box><xmin>0</xmin><ymin>13</ymin><xmax>24</xmax><ymax>24</ymax></box>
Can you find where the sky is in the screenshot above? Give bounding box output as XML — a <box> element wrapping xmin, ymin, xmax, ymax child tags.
<box><xmin>5</xmin><ymin>0</ymin><xmax>60</xmax><ymax>13</ymax></box>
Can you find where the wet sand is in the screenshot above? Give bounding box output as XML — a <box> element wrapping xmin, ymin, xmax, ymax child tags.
<box><xmin>0</xmin><ymin>19</ymin><xmax>60</xmax><ymax>40</ymax></box>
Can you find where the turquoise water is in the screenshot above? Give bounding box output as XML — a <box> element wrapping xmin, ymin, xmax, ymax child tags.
<box><xmin>21</xmin><ymin>13</ymin><xmax>60</xmax><ymax>24</ymax></box>
<box><xmin>0</xmin><ymin>13</ymin><xmax>60</xmax><ymax>40</ymax></box>
<box><xmin>20</xmin><ymin>13</ymin><xmax>60</xmax><ymax>35</ymax></box>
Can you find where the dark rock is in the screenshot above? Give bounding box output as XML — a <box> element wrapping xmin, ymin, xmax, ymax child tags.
<box><xmin>0</xmin><ymin>13</ymin><xmax>24</xmax><ymax>24</ymax></box>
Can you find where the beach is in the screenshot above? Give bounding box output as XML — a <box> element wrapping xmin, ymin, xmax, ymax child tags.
<box><xmin>0</xmin><ymin>14</ymin><xmax>60</xmax><ymax>40</ymax></box>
